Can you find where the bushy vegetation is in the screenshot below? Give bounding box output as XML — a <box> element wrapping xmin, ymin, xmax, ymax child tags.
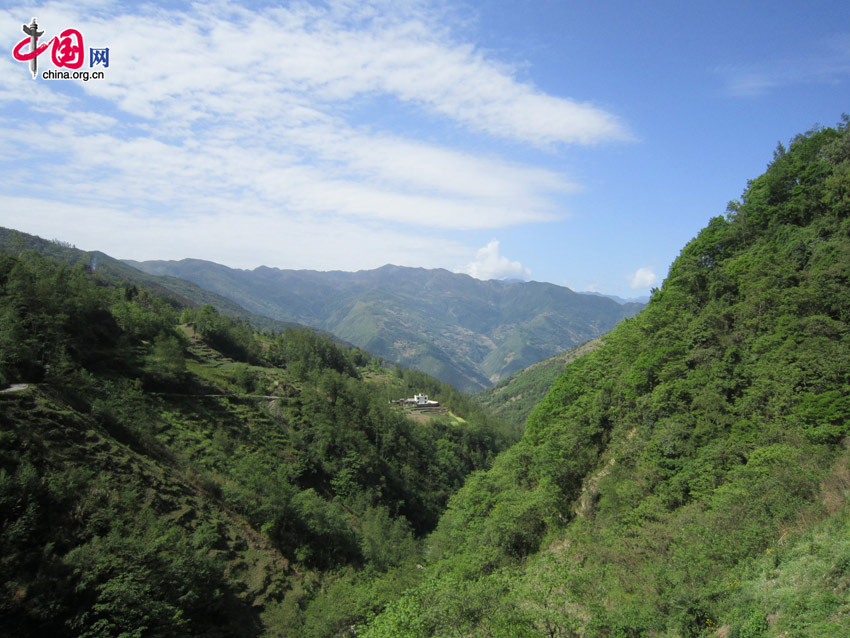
<box><xmin>0</xmin><ymin>250</ymin><xmax>511</xmax><ymax>636</ymax></box>
<box><xmin>3</xmin><ymin>117</ymin><xmax>849</xmax><ymax>637</ymax></box>
<box><xmin>127</xmin><ymin>260</ymin><xmax>643</xmax><ymax>393</ymax></box>
<box><xmin>360</xmin><ymin>119</ymin><xmax>850</xmax><ymax>636</ymax></box>
<box><xmin>475</xmin><ymin>338</ymin><xmax>601</xmax><ymax>437</ymax></box>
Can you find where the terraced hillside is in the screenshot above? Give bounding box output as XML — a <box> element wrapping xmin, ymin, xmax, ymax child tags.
<box><xmin>0</xmin><ymin>249</ymin><xmax>512</xmax><ymax>637</ymax></box>
<box><xmin>128</xmin><ymin>261</ymin><xmax>644</xmax><ymax>392</ymax></box>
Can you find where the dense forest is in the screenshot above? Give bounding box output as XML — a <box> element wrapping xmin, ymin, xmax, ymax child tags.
<box><xmin>474</xmin><ymin>338</ymin><xmax>602</xmax><ymax>434</ymax></box>
<box><xmin>0</xmin><ymin>227</ymin><xmax>312</xmax><ymax>338</ymax></box>
<box><xmin>2</xmin><ymin>116</ymin><xmax>849</xmax><ymax>638</ymax></box>
<box><xmin>0</xmin><ymin>248</ymin><xmax>513</xmax><ymax>636</ymax></box>
<box><xmin>126</xmin><ymin>260</ymin><xmax>643</xmax><ymax>393</ymax></box>
<box><xmin>358</xmin><ymin>119</ymin><xmax>850</xmax><ymax>636</ymax></box>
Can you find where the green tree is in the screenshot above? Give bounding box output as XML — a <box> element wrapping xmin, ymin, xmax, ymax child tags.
<box><xmin>146</xmin><ymin>333</ymin><xmax>187</xmax><ymax>383</ymax></box>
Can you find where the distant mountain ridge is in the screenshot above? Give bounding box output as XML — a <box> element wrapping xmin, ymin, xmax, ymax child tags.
<box><xmin>0</xmin><ymin>228</ymin><xmax>313</xmax><ymax>338</ymax></box>
<box><xmin>582</xmin><ymin>290</ymin><xmax>651</xmax><ymax>304</ymax></box>
<box><xmin>127</xmin><ymin>259</ymin><xmax>644</xmax><ymax>392</ymax></box>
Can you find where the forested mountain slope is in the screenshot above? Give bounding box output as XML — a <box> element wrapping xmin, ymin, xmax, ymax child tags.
<box><xmin>0</xmin><ymin>249</ymin><xmax>512</xmax><ymax>637</ymax></box>
<box><xmin>0</xmin><ymin>228</ymin><xmax>310</xmax><ymax>337</ymax></box>
<box><xmin>475</xmin><ymin>338</ymin><xmax>601</xmax><ymax>433</ymax></box>
<box><xmin>127</xmin><ymin>261</ymin><xmax>643</xmax><ymax>392</ymax></box>
<box><xmin>361</xmin><ymin>120</ymin><xmax>850</xmax><ymax>636</ymax></box>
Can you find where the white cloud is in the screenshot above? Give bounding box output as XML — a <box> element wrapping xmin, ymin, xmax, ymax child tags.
<box><xmin>0</xmin><ymin>195</ymin><xmax>471</xmax><ymax>271</ymax></box>
<box><xmin>0</xmin><ymin>1</ymin><xmax>596</xmax><ymax>231</ymax></box>
<box><xmin>0</xmin><ymin>1</ymin><xmax>630</xmax><ymax>273</ymax></box>
<box><xmin>0</xmin><ymin>2</ymin><xmax>629</xmax><ymax>145</ymax></box>
<box><xmin>721</xmin><ymin>72</ymin><xmax>780</xmax><ymax>98</ymax></box>
<box><xmin>716</xmin><ymin>32</ymin><xmax>850</xmax><ymax>97</ymax></box>
<box><xmin>462</xmin><ymin>241</ymin><xmax>530</xmax><ymax>281</ymax></box>
<box><xmin>628</xmin><ymin>267</ymin><xmax>659</xmax><ymax>290</ymax></box>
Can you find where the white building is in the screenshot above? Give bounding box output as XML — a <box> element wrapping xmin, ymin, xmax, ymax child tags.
<box><xmin>413</xmin><ymin>393</ymin><xmax>439</xmax><ymax>406</ymax></box>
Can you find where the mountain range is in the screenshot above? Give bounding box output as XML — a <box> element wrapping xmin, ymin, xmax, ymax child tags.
<box><xmin>0</xmin><ymin>245</ymin><xmax>512</xmax><ymax>637</ymax></box>
<box><xmin>0</xmin><ymin>228</ymin><xmax>308</xmax><ymax>338</ymax></box>
<box><xmin>125</xmin><ymin>260</ymin><xmax>644</xmax><ymax>392</ymax></box>
<box><xmin>358</xmin><ymin>118</ymin><xmax>850</xmax><ymax>636</ymax></box>
<box><xmin>2</xmin><ymin>118</ymin><xmax>848</xmax><ymax>637</ymax></box>
<box><xmin>0</xmin><ymin>228</ymin><xmax>641</xmax><ymax>393</ymax></box>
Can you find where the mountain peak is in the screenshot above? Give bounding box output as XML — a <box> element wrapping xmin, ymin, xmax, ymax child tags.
<box><xmin>128</xmin><ymin>260</ymin><xmax>644</xmax><ymax>391</ymax></box>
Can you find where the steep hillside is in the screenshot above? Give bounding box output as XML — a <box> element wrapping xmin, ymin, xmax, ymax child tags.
<box><xmin>0</xmin><ymin>228</ymin><xmax>309</xmax><ymax>337</ymax></box>
<box><xmin>0</xmin><ymin>249</ymin><xmax>512</xmax><ymax>637</ymax></box>
<box><xmin>361</xmin><ymin>120</ymin><xmax>850</xmax><ymax>636</ymax></box>
<box><xmin>126</xmin><ymin>261</ymin><xmax>643</xmax><ymax>392</ymax></box>
<box><xmin>475</xmin><ymin>338</ymin><xmax>601</xmax><ymax>434</ymax></box>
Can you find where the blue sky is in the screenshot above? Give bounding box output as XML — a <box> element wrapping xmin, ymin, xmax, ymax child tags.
<box><xmin>1</xmin><ymin>0</ymin><xmax>847</xmax><ymax>297</ymax></box>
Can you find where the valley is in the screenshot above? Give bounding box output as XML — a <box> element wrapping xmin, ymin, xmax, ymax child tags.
<box><xmin>126</xmin><ymin>261</ymin><xmax>643</xmax><ymax>392</ymax></box>
<box><xmin>1</xmin><ymin>119</ymin><xmax>849</xmax><ymax>637</ymax></box>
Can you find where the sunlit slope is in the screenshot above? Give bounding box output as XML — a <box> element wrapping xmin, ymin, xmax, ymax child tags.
<box><xmin>475</xmin><ymin>338</ymin><xmax>602</xmax><ymax>434</ymax></box>
<box><xmin>0</xmin><ymin>249</ymin><xmax>512</xmax><ymax>637</ymax></box>
<box><xmin>0</xmin><ymin>227</ymin><xmax>309</xmax><ymax>336</ymax></box>
<box><xmin>128</xmin><ymin>262</ymin><xmax>643</xmax><ymax>392</ymax></box>
<box><xmin>362</xmin><ymin>121</ymin><xmax>850</xmax><ymax>636</ymax></box>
